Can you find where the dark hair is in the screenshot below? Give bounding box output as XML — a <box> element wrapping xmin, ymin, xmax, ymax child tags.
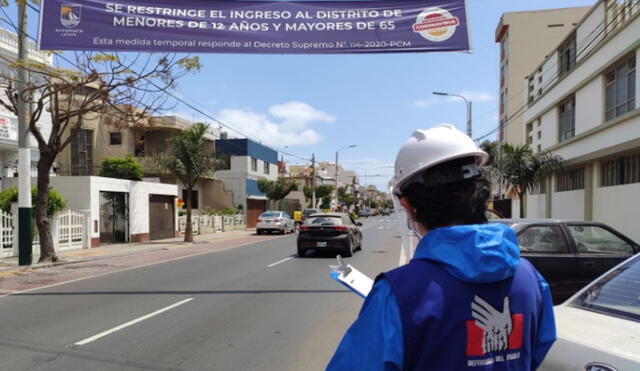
<box><xmin>401</xmin><ymin>157</ymin><xmax>491</xmax><ymax>230</ymax></box>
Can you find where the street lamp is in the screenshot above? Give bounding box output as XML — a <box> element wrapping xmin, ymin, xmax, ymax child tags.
<box><xmin>335</xmin><ymin>144</ymin><xmax>357</xmax><ymax>210</ymax></box>
<box><xmin>433</xmin><ymin>91</ymin><xmax>472</xmax><ymax>137</ymax></box>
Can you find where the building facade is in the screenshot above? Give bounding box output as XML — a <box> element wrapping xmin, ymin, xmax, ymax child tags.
<box><xmin>0</xmin><ymin>28</ymin><xmax>54</xmax><ymax>185</ymax></box>
<box><xmin>523</xmin><ymin>0</ymin><xmax>639</xmax><ymax>241</ymax></box>
<box><xmin>214</xmin><ymin>138</ymin><xmax>278</xmax><ymax>227</ymax></box>
<box><xmin>496</xmin><ymin>6</ymin><xmax>590</xmax><ymax>145</ymax></box>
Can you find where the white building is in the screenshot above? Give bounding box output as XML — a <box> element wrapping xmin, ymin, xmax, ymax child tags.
<box><xmin>523</xmin><ymin>0</ymin><xmax>640</xmax><ymax>241</ymax></box>
<box><xmin>0</xmin><ymin>27</ymin><xmax>53</xmax><ymax>184</ymax></box>
<box><xmin>214</xmin><ymin>138</ymin><xmax>278</xmax><ymax>228</ymax></box>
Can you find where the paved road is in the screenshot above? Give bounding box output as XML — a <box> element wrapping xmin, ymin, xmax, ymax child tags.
<box><xmin>0</xmin><ymin>216</ymin><xmax>401</xmax><ymax>371</ymax></box>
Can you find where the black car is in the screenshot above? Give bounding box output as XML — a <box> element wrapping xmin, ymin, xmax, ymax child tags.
<box><xmin>493</xmin><ymin>219</ymin><xmax>639</xmax><ymax>303</ymax></box>
<box><xmin>302</xmin><ymin>208</ymin><xmax>320</xmax><ymax>221</ymax></box>
<box><xmin>297</xmin><ymin>213</ymin><xmax>363</xmax><ymax>258</ymax></box>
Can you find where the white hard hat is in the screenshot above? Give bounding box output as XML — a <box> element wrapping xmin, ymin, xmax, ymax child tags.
<box><xmin>394</xmin><ymin>124</ymin><xmax>488</xmax><ymax>192</ymax></box>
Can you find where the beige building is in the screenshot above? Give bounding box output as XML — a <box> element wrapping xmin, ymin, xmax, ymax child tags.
<box><xmin>55</xmin><ymin>114</ymin><xmax>234</xmax><ymax>213</ymax></box>
<box><xmin>496</xmin><ymin>6</ymin><xmax>590</xmax><ymax>145</ymax></box>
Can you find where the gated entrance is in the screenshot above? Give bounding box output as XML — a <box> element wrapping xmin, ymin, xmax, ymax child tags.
<box><xmin>99</xmin><ymin>191</ymin><xmax>129</xmax><ymax>244</ymax></box>
<box><xmin>149</xmin><ymin>195</ymin><xmax>175</xmax><ymax>240</ymax></box>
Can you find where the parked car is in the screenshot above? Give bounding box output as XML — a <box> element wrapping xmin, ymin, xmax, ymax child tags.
<box><xmin>256</xmin><ymin>211</ymin><xmax>295</xmax><ymax>235</ymax></box>
<box><xmin>302</xmin><ymin>208</ymin><xmax>320</xmax><ymax>221</ymax></box>
<box><xmin>492</xmin><ymin>219</ymin><xmax>639</xmax><ymax>303</ymax></box>
<box><xmin>357</xmin><ymin>209</ymin><xmax>370</xmax><ymax>218</ymax></box>
<box><xmin>297</xmin><ymin>213</ymin><xmax>363</xmax><ymax>258</ymax></box>
<box><xmin>381</xmin><ymin>208</ymin><xmax>391</xmax><ymax>216</ymax></box>
<box><xmin>540</xmin><ymin>253</ymin><xmax>640</xmax><ymax>370</ymax></box>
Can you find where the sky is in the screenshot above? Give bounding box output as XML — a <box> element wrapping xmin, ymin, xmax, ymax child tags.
<box><xmin>7</xmin><ymin>0</ymin><xmax>597</xmax><ymax>191</ymax></box>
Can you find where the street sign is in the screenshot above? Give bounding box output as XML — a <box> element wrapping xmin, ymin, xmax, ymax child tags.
<box><xmin>38</xmin><ymin>0</ymin><xmax>471</xmax><ymax>54</ymax></box>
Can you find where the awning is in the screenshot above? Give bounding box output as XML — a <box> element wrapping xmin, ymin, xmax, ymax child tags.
<box><xmin>247</xmin><ymin>195</ymin><xmax>268</xmax><ymax>201</ymax></box>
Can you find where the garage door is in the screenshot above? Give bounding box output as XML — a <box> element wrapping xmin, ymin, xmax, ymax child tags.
<box><xmin>247</xmin><ymin>199</ymin><xmax>266</xmax><ymax>228</ymax></box>
<box><xmin>149</xmin><ymin>195</ymin><xmax>175</xmax><ymax>240</ymax></box>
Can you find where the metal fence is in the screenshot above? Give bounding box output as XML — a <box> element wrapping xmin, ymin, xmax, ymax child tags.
<box><xmin>178</xmin><ymin>214</ymin><xmax>245</xmax><ymax>235</ymax></box>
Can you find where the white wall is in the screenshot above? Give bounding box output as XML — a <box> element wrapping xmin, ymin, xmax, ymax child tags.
<box><xmin>526</xmin><ymin>194</ymin><xmax>547</xmax><ymax>218</ymax></box>
<box><xmin>540</xmin><ymin>108</ymin><xmax>559</xmax><ymax>149</ymax></box>
<box><xmin>575</xmin><ymin>75</ymin><xmax>604</xmax><ymax>135</ymax></box>
<box><xmin>576</xmin><ymin>2</ymin><xmax>606</xmax><ymax>63</ymax></box>
<box><xmin>593</xmin><ymin>183</ymin><xmax>640</xmax><ymax>243</ymax></box>
<box><xmin>551</xmin><ymin>190</ymin><xmax>585</xmax><ymax>220</ymax></box>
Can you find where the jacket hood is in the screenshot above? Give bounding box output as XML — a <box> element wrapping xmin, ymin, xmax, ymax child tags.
<box><xmin>413</xmin><ymin>223</ymin><xmax>520</xmax><ymax>283</ymax></box>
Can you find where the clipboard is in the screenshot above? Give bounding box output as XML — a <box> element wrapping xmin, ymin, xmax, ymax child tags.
<box><xmin>330</xmin><ymin>255</ymin><xmax>374</xmax><ymax>298</ymax></box>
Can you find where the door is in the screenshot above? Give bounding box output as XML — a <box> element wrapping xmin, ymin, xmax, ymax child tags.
<box><xmin>149</xmin><ymin>195</ymin><xmax>175</xmax><ymax>240</ymax></box>
<box><xmin>566</xmin><ymin>223</ymin><xmax>636</xmax><ymax>285</ymax></box>
<box><xmin>517</xmin><ymin>224</ymin><xmax>579</xmax><ymax>302</ymax></box>
<box><xmin>247</xmin><ymin>199</ymin><xmax>266</xmax><ymax>229</ymax></box>
<box><xmin>100</xmin><ymin>191</ymin><xmax>129</xmax><ymax>244</ymax></box>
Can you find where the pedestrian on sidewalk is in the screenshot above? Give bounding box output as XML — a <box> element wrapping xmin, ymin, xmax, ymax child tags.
<box><xmin>327</xmin><ymin>124</ymin><xmax>556</xmax><ymax>370</ymax></box>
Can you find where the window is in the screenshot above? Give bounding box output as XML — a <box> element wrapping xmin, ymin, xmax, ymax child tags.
<box><xmin>264</xmin><ymin>161</ymin><xmax>270</xmax><ymax>174</ymax></box>
<box><xmin>558</xmin><ymin>96</ymin><xmax>575</xmax><ymax>142</ymax></box>
<box><xmin>537</xmin><ymin>131</ymin><xmax>541</xmax><ymax>140</ymax></box>
<box><xmin>602</xmin><ymin>152</ymin><xmax>640</xmax><ymax>186</ymax></box>
<box><xmin>605</xmin><ymin>55</ymin><xmax>636</xmax><ymax>121</ymax></box>
<box><xmin>532</xmin><ymin>177</ymin><xmax>547</xmax><ymax>194</ymax></box>
<box><xmin>571</xmin><ymin>256</ymin><xmax>640</xmax><ymax>322</ymax></box>
<box><xmin>567</xmin><ymin>224</ymin><xmax>634</xmax><ymax>254</ymax></box>
<box><xmin>558</xmin><ymin>33</ymin><xmax>576</xmax><ymax>77</ymax></box>
<box><xmin>134</xmin><ymin>133</ymin><xmax>144</xmax><ymax>157</ymax></box>
<box><xmin>70</xmin><ymin>129</ymin><xmax>93</xmax><ymax>175</ymax></box>
<box><xmin>518</xmin><ymin>225</ymin><xmax>569</xmax><ymax>253</ymax></box>
<box><xmin>251</xmin><ymin>157</ymin><xmax>258</xmax><ymax>172</ymax></box>
<box><xmin>181</xmin><ymin>190</ymin><xmax>199</xmax><ymax>209</ymax></box>
<box><xmin>109</xmin><ymin>132</ymin><xmax>122</xmax><ymax>145</ymax></box>
<box><xmin>556</xmin><ymin>168</ymin><xmax>585</xmax><ymax>192</ymax></box>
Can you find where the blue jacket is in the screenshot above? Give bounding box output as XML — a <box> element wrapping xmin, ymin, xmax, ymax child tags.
<box><xmin>327</xmin><ymin>223</ymin><xmax>556</xmax><ymax>370</ymax></box>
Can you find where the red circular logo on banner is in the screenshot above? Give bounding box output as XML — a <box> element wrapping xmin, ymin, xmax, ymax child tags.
<box><xmin>413</xmin><ymin>8</ymin><xmax>460</xmax><ymax>42</ymax></box>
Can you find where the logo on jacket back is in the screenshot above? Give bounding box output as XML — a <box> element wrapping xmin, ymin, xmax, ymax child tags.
<box><xmin>466</xmin><ymin>295</ymin><xmax>523</xmax><ymax>364</ymax></box>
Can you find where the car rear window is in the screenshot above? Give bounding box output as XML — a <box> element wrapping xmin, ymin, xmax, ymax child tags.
<box><xmin>307</xmin><ymin>216</ymin><xmax>342</xmax><ymax>225</ymax></box>
<box><xmin>570</xmin><ymin>256</ymin><xmax>640</xmax><ymax>322</ymax></box>
<box><xmin>260</xmin><ymin>212</ymin><xmax>280</xmax><ymax>218</ymax></box>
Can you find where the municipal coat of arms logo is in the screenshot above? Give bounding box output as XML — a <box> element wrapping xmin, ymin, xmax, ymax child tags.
<box><xmin>60</xmin><ymin>4</ymin><xmax>81</xmax><ymax>28</ymax></box>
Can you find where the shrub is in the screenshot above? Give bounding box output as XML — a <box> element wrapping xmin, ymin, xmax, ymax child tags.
<box><xmin>0</xmin><ymin>186</ymin><xmax>67</xmax><ymax>216</ymax></box>
<box><xmin>99</xmin><ymin>154</ymin><xmax>144</xmax><ymax>181</ymax></box>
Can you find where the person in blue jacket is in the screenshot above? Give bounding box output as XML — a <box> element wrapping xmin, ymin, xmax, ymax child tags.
<box><xmin>328</xmin><ymin>124</ymin><xmax>556</xmax><ymax>370</ymax></box>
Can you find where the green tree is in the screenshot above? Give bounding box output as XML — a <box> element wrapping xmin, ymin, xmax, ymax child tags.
<box><xmin>257</xmin><ymin>177</ymin><xmax>298</xmax><ymax>210</ymax></box>
<box><xmin>0</xmin><ymin>186</ymin><xmax>66</xmax><ymax>217</ymax></box>
<box><xmin>303</xmin><ymin>184</ymin><xmax>334</xmax><ymax>209</ymax></box>
<box><xmin>337</xmin><ymin>186</ymin><xmax>358</xmax><ymax>210</ymax></box>
<box><xmin>99</xmin><ymin>154</ymin><xmax>143</xmax><ymax>180</ymax></box>
<box><xmin>154</xmin><ymin>123</ymin><xmax>228</xmax><ymax>242</ymax></box>
<box><xmin>491</xmin><ymin>143</ymin><xmax>564</xmax><ymax>217</ymax></box>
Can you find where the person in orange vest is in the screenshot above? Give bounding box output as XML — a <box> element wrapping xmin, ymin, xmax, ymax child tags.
<box><xmin>293</xmin><ymin>208</ymin><xmax>303</xmax><ymax>232</ymax></box>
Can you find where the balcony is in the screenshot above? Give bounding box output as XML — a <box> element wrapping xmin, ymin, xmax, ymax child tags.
<box><xmin>0</xmin><ymin>28</ymin><xmax>53</xmax><ymax>65</ymax></box>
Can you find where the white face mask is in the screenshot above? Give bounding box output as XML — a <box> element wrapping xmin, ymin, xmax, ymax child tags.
<box><xmin>390</xmin><ymin>183</ymin><xmax>419</xmax><ymax>266</ymax></box>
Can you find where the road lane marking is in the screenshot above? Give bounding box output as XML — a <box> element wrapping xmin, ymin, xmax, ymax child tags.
<box><xmin>74</xmin><ymin>298</ymin><xmax>194</xmax><ymax>346</ymax></box>
<box><xmin>267</xmin><ymin>255</ymin><xmax>295</xmax><ymax>268</ymax></box>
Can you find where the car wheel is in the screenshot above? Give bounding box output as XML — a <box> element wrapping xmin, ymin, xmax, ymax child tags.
<box><xmin>257</xmin><ymin>229</ymin><xmax>262</xmax><ymax>235</ymax></box>
<box><xmin>356</xmin><ymin>237</ymin><xmax>362</xmax><ymax>251</ymax></box>
<box><xmin>297</xmin><ymin>247</ymin><xmax>306</xmax><ymax>257</ymax></box>
<box><xmin>342</xmin><ymin>239</ymin><xmax>354</xmax><ymax>257</ymax></box>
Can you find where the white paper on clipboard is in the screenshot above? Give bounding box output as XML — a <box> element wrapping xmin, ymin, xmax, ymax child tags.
<box><xmin>330</xmin><ymin>255</ymin><xmax>374</xmax><ymax>298</ymax></box>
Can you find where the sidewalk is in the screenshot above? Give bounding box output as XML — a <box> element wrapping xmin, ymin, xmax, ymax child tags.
<box><xmin>0</xmin><ymin>229</ymin><xmax>257</xmax><ymax>276</ymax></box>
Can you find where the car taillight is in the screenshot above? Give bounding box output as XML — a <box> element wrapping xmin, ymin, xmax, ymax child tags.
<box><xmin>257</xmin><ymin>219</ymin><xmax>263</xmax><ymax>222</ymax></box>
<box><xmin>300</xmin><ymin>225</ymin><xmax>310</xmax><ymax>231</ymax></box>
<box><xmin>275</xmin><ymin>218</ymin><xmax>282</xmax><ymax>222</ymax></box>
<box><xmin>334</xmin><ymin>226</ymin><xmax>348</xmax><ymax>231</ymax></box>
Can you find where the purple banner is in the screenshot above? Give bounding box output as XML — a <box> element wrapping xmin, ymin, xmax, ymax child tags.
<box><xmin>38</xmin><ymin>0</ymin><xmax>470</xmax><ymax>54</ymax></box>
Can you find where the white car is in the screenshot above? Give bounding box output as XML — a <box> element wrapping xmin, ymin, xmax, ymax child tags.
<box><xmin>256</xmin><ymin>211</ymin><xmax>295</xmax><ymax>235</ymax></box>
<box><xmin>540</xmin><ymin>253</ymin><xmax>640</xmax><ymax>371</ymax></box>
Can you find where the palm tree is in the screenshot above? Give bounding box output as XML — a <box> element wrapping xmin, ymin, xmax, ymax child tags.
<box><xmin>492</xmin><ymin>143</ymin><xmax>564</xmax><ymax>218</ymax></box>
<box><xmin>155</xmin><ymin>123</ymin><xmax>228</xmax><ymax>242</ymax></box>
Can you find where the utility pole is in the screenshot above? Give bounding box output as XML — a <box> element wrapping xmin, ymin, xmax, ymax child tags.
<box><xmin>310</xmin><ymin>153</ymin><xmax>316</xmax><ymax>209</ymax></box>
<box><xmin>17</xmin><ymin>1</ymin><xmax>32</xmax><ymax>265</ymax></box>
